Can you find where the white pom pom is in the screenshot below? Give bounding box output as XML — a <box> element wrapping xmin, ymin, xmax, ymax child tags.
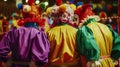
<box><xmin>23</xmin><ymin>5</ymin><xmax>31</xmax><ymax>12</ymax></box>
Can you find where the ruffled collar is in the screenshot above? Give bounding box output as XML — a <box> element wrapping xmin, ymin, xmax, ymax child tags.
<box><xmin>83</xmin><ymin>18</ymin><xmax>96</xmax><ymax>25</ymax></box>
<box><xmin>51</xmin><ymin>19</ymin><xmax>72</xmax><ymax>27</ymax></box>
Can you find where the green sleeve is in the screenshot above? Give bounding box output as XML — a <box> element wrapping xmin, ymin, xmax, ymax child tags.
<box><xmin>76</xmin><ymin>26</ymin><xmax>100</xmax><ymax>61</ymax></box>
<box><xmin>107</xmin><ymin>24</ymin><xmax>120</xmax><ymax>60</ymax></box>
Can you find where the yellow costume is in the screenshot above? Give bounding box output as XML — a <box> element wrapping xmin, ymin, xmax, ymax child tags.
<box><xmin>47</xmin><ymin>24</ymin><xmax>79</xmax><ymax>67</ymax></box>
<box><xmin>74</xmin><ymin>4</ymin><xmax>119</xmax><ymax>67</ymax></box>
<box><xmin>46</xmin><ymin>3</ymin><xmax>79</xmax><ymax>67</ymax></box>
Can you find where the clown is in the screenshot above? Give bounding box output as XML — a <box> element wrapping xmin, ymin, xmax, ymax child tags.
<box><xmin>46</xmin><ymin>3</ymin><xmax>79</xmax><ymax>67</ymax></box>
<box><xmin>0</xmin><ymin>0</ymin><xmax>50</xmax><ymax>67</ymax></box>
<box><xmin>74</xmin><ymin>4</ymin><xmax>120</xmax><ymax>67</ymax></box>
<box><xmin>46</xmin><ymin>5</ymin><xmax>59</xmax><ymax>27</ymax></box>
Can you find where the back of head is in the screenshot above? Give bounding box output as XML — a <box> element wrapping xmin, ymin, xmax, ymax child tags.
<box><xmin>17</xmin><ymin>0</ymin><xmax>45</xmax><ymax>27</ymax></box>
<box><xmin>74</xmin><ymin>4</ymin><xmax>95</xmax><ymax>23</ymax></box>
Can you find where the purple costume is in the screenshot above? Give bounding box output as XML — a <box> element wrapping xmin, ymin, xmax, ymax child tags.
<box><xmin>0</xmin><ymin>27</ymin><xmax>50</xmax><ymax>67</ymax></box>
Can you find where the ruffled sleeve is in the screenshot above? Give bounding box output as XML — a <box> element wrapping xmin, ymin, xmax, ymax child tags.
<box><xmin>107</xmin><ymin>24</ymin><xmax>120</xmax><ymax>60</ymax></box>
<box><xmin>31</xmin><ymin>31</ymin><xmax>50</xmax><ymax>66</ymax></box>
<box><xmin>0</xmin><ymin>28</ymin><xmax>15</xmax><ymax>62</ymax></box>
<box><xmin>76</xmin><ymin>26</ymin><xmax>100</xmax><ymax>61</ymax></box>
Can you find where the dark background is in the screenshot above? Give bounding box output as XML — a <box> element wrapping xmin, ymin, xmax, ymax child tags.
<box><xmin>0</xmin><ymin>0</ymin><xmax>118</xmax><ymax>17</ymax></box>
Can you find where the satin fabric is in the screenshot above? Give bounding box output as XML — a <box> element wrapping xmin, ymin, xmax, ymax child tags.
<box><xmin>47</xmin><ymin>24</ymin><xmax>79</xmax><ymax>66</ymax></box>
<box><xmin>0</xmin><ymin>27</ymin><xmax>50</xmax><ymax>67</ymax></box>
<box><xmin>108</xmin><ymin>24</ymin><xmax>120</xmax><ymax>60</ymax></box>
<box><xmin>87</xmin><ymin>22</ymin><xmax>114</xmax><ymax>67</ymax></box>
<box><xmin>77</xmin><ymin>19</ymin><xmax>115</xmax><ymax>67</ymax></box>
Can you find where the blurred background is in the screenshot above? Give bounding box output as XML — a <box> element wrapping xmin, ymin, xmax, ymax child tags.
<box><xmin>0</xmin><ymin>0</ymin><xmax>118</xmax><ymax>17</ymax></box>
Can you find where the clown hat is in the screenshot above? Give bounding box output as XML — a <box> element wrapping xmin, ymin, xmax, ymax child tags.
<box><xmin>17</xmin><ymin>0</ymin><xmax>46</xmax><ymax>27</ymax></box>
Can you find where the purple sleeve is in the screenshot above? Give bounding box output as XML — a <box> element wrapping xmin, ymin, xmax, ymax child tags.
<box><xmin>31</xmin><ymin>31</ymin><xmax>50</xmax><ymax>66</ymax></box>
<box><xmin>0</xmin><ymin>29</ymin><xmax>14</xmax><ymax>62</ymax></box>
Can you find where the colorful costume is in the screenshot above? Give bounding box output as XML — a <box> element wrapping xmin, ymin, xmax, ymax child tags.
<box><xmin>0</xmin><ymin>0</ymin><xmax>50</xmax><ymax>67</ymax></box>
<box><xmin>0</xmin><ymin>27</ymin><xmax>50</xmax><ymax>67</ymax></box>
<box><xmin>47</xmin><ymin>4</ymin><xmax>79</xmax><ymax>67</ymax></box>
<box><xmin>74</xmin><ymin>4</ymin><xmax>120</xmax><ymax>67</ymax></box>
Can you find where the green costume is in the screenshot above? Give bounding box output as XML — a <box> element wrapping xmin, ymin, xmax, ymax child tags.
<box><xmin>77</xmin><ymin>18</ymin><xmax>120</xmax><ymax>67</ymax></box>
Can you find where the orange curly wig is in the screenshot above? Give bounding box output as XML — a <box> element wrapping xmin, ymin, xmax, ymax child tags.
<box><xmin>74</xmin><ymin>4</ymin><xmax>94</xmax><ymax>23</ymax></box>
